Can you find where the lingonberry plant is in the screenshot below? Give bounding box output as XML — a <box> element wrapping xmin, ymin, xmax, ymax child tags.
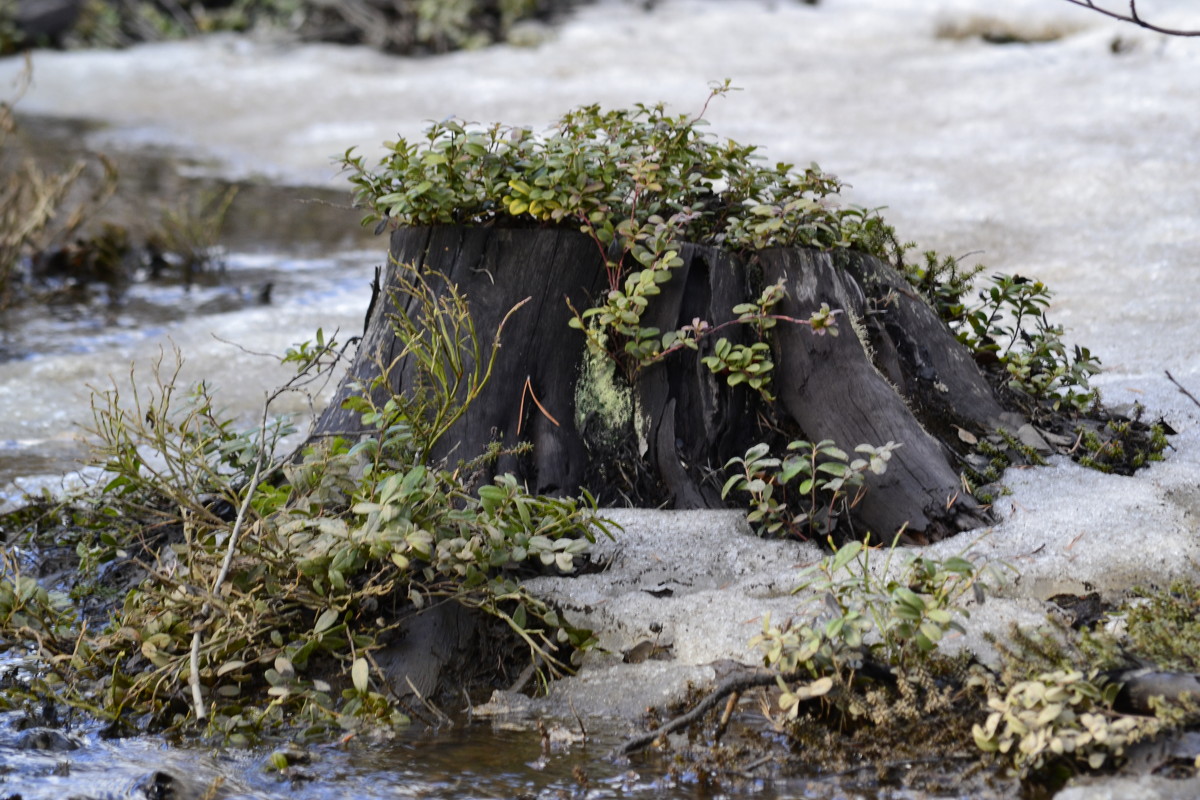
<box><xmin>343</xmin><ymin>82</ymin><xmax>891</xmax><ymax>392</ymax></box>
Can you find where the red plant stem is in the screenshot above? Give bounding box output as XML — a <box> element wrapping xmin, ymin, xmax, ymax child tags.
<box><xmin>641</xmin><ymin>310</ymin><xmax>840</xmax><ymax>366</ymax></box>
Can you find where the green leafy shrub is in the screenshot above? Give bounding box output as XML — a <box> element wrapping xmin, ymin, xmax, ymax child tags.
<box><xmin>896</xmin><ymin>245</ymin><xmax>1103</xmax><ymax>423</ymax></box>
<box><xmin>0</xmin><ymin>257</ymin><xmax>611</xmax><ymax>741</ymax></box>
<box><xmin>345</xmin><ymin>84</ymin><xmax>883</xmax><ymax>389</ymax></box>
<box><xmin>898</xmin><ymin>247</ymin><xmax>985</xmax><ymax>325</ymax></box>
<box><xmin>747</xmin><ymin>540</ymin><xmax>1200</xmax><ymax>785</ymax></box>
<box><xmin>969</xmin><ymin>584</ymin><xmax>1200</xmax><ymax>784</ymax></box>
<box><xmin>345</xmin><ymin>86</ymin><xmax>885</xmax><ymax>256</ymax></box>
<box><xmin>0</xmin><ymin>554</ymin><xmax>75</xmax><ymax>640</ymax></box>
<box><xmin>972</xmin><ymin>668</ymin><xmax>1162</xmax><ymax>776</ymax></box>
<box><xmin>957</xmin><ymin>274</ymin><xmax>1100</xmax><ymax>416</ymax></box>
<box><xmin>899</xmin><ymin>246</ymin><xmax>1131</xmax><ymax>480</ymax></box>
<box><xmin>722</xmin><ymin>439</ymin><xmax>900</xmax><ymax>539</ymax></box>
<box><xmin>751</xmin><ymin>536</ymin><xmax>986</xmax><ymax>726</ymax></box>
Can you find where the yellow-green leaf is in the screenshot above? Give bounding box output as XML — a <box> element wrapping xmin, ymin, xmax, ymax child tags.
<box><xmin>351</xmin><ymin>657</ymin><xmax>369</xmax><ymax>694</ymax></box>
<box><xmin>314</xmin><ymin>608</ymin><xmax>339</xmax><ymax>634</ymax></box>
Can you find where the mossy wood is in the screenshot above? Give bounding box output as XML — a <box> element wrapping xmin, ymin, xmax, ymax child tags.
<box><xmin>314</xmin><ymin>225</ymin><xmax>1009</xmax><ymax>541</ymax></box>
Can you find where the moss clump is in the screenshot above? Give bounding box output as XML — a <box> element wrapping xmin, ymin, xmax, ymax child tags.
<box><xmin>1080</xmin><ymin>582</ymin><xmax>1200</xmax><ymax>674</ymax></box>
<box><xmin>1075</xmin><ymin>407</ymin><xmax>1170</xmax><ymax>475</ymax></box>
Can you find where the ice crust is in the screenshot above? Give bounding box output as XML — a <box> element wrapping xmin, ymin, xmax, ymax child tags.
<box><xmin>1</xmin><ymin>2</ymin><xmax>1199</xmax><ymax>771</ymax></box>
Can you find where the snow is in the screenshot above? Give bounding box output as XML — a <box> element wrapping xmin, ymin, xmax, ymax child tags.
<box><xmin>1</xmin><ymin>0</ymin><xmax>1199</xmax><ymax>758</ymax></box>
<box><xmin>4</xmin><ymin>0</ymin><xmax>1199</xmax><ymax>375</ymax></box>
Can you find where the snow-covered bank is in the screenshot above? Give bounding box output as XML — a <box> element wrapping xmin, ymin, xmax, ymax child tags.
<box><xmin>2</xmin><ymin>1</ymin><xmax>1199</xmax><ymax>794</ymax></box>
<box><xmin>4</xmin><ymin>0</ymin><xmax>1198</xmax><ymax>374</ymax></box>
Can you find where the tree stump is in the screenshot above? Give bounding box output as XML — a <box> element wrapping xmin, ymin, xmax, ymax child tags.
<box><xmin>314</xmin><ymin>225</ymin><xmax>1016</xmax><ymax>542</ymax></box>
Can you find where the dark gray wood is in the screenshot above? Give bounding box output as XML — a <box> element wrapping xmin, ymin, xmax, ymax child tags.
<box><xmin>842</xmin><ymin>252</ymin><xmax>1007</xmax><ymax>436</ymax></box>
<box><xmin>313</xmin><ymin>225</ymin><xmax>605</xmax><ymax>495</ymax></box>
<box><xmin>758</xmin><ymin>248</ymin><xmax>987</xmax><ymax>540</ymax></box>
<box><xmin>16</xmin><ymin>0</ymin><xmax>82</xmax><ymax>42</ymax></box>
<box><xmin>372</xmin><ymin>603</ymin><xmax>479</xmax><ymax>700</ymax></box>
<box><xmin>314</xmin><ymin>225</ymin><xmax>1006</xmax><ymax>542</ymax></box>
<box><xmin>633</xmin><ymin>243</ymin><xmax>756</xmax><ymax>508</ymax></box>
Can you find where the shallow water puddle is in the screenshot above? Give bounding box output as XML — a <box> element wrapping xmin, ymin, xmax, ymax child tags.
<box><xmin>0</xmin><ymin>706</ymin><xmax>1002</xmax><ymax>799</ymax></box>
<box><xmin>1</xmin><ymin>114</ymin><xmax>382</xmax><ymax>500</ymax></box>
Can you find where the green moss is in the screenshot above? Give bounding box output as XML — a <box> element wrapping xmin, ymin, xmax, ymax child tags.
<box><xmin>1074</xmin><ymin>407</ymin><xmax>1168</xmax><ymax>476</ymax></box>
<box><xmin>1100</xmin><ymin>582</ymin><xmax>1200</xmax><ymax>673</ymax></box>
<box><xmin>995</xmin><ymin>428</ymin><xmax>1047</xmax><ymax>466</ymax></box>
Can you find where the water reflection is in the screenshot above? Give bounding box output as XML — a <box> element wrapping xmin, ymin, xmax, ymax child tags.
<box><xmin>7</xmin><ymin>113</ymin><xmax>375</xmax><ymax>258</ymax></box>
<box><xmin>1</xmin><ymin>251</ymin><xmax>377</xmax><ymax>364</ymax></box>
<box><xmin>0</xmin><ymin>706</ymin><xmax>682</xmax><ymax>800</ymax></box>
<box><xmin>0</xmin><ymin>702</ymin><xmax>1012</xmax><ymax>800</ymax></box>
<box><xmin>0</xmin><ymin>111</ymin><xmax>385</xmax><ymax>503</ymax></box>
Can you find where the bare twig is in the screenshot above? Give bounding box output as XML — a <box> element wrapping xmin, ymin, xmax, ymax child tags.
<box><xmin>1060</xmin><ymin>1</ymin><xmax>1200</xmax><ymax>36</ymax></box>
<box><xmin>714</xmin><ymin>690</ymin><xmax>740</xmax><ymax>742</ymax></box>
<box><xmin>615</xmin><ymin>666</ymin><xmax>795</xmax><ymax>756</ymax></box>
<box><xmin>198</xmin><ymin>776</ymin><xmax>226</xmax><ymax>800</ymax></box>
<box><xmin>517</xmin><ymin>376</ymin><xmax>561</xmax><ymax>436</ymax></box>
<box><xmin>569</xmin><ymin>696</ymin><xmax>588</xmax><ymax>741</ymax></box>
<box><xmin>185</xmin><ymin>336</ymin><xmax>341</xmax><ymax>722</ymax></box>
<box><xmin>188</xmin><ymin>619</ymin><xmax>205</xmax><ymax>719</ymax></box>
<box><xmin>213</xmin><ymin>407</ymin><xmax>268</xmax><ymax>593</ymax></box>
<box><xmin>188</xmin><ymin>389</ymin><xmax>271</xmax><ymax>722</ymax></box>
<box><xmin>1166</xmin><ymin>371</ymin><xmax>1200</xmax><ymax>411</ymax></box>
<box><xmin>404</xmin><ymin>675</ymin><xmax>453</xmax><ymax>727</ymax></box>
<box><xmin>508</xmin><ymin>659</ymin><xmax>539</xmax><ymax>694</ymax></box>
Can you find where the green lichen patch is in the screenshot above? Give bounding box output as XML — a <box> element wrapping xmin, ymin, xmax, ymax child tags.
<box><xmin>573</xmin><ymin>341</ymin><xmax>635</xmax><ymax>452</ymax></box>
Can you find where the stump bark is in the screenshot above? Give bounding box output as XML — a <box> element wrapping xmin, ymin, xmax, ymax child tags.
<box><xmin>314</xmin><ymin>225</ymin><xmax>1019</xmax><ymax>542</ymax></box>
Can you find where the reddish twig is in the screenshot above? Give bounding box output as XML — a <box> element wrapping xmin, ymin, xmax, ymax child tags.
<box><xmin>1166</xmin><ymin>370</ymin><xmax>1200</xmax><ymax>411</ymax></box>
<box><xmin>1061</xmin><ymin>0</ymin><xmax>1200</xmax><ymax>36</ymax></box>
<box><xmin>642</xmin><ymin>310</ymin><xmax>841</xmax><ymax>367</ymax></box>
<box><xmin>517</xmin><ymin>376</ymin><xmax>561</xmax><ymax>436</ymax></box>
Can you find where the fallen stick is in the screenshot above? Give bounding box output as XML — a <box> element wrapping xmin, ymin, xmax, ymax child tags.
<box><xmin>615</xmin><ymin>666</ymin><xmax>798</xmax><ymax>757</ymax></box>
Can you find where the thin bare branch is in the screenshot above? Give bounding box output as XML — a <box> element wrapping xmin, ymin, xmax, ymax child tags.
<box><xmin>615</xmin><ymin>666</ymin><xmax>793</xmax><ymax>756</ymax></box>
<box><xmin>188</xmin><ymin>389</ymin><xmax>270</xmax><ymax>722</ymax></box>
<box><xmin>186</xmin><ymin>342</ymin><xmax>337</xmax><ymax>722</ymax></box>
<box><xmin>1166</xmin><ymin>370</ymin><xmax>1200</xmax><ymax>411</ymax></box>
<box><xmin>1061</xmin><ymin>0</ymin><xmax>1200</xmax><ymax>37</ymax></box>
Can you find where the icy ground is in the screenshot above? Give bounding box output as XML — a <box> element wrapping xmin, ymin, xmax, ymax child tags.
<box><xmin>1</xmin><ymin>2</ymin><xmax>1199</xmax><ymax>794</ymax></box>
